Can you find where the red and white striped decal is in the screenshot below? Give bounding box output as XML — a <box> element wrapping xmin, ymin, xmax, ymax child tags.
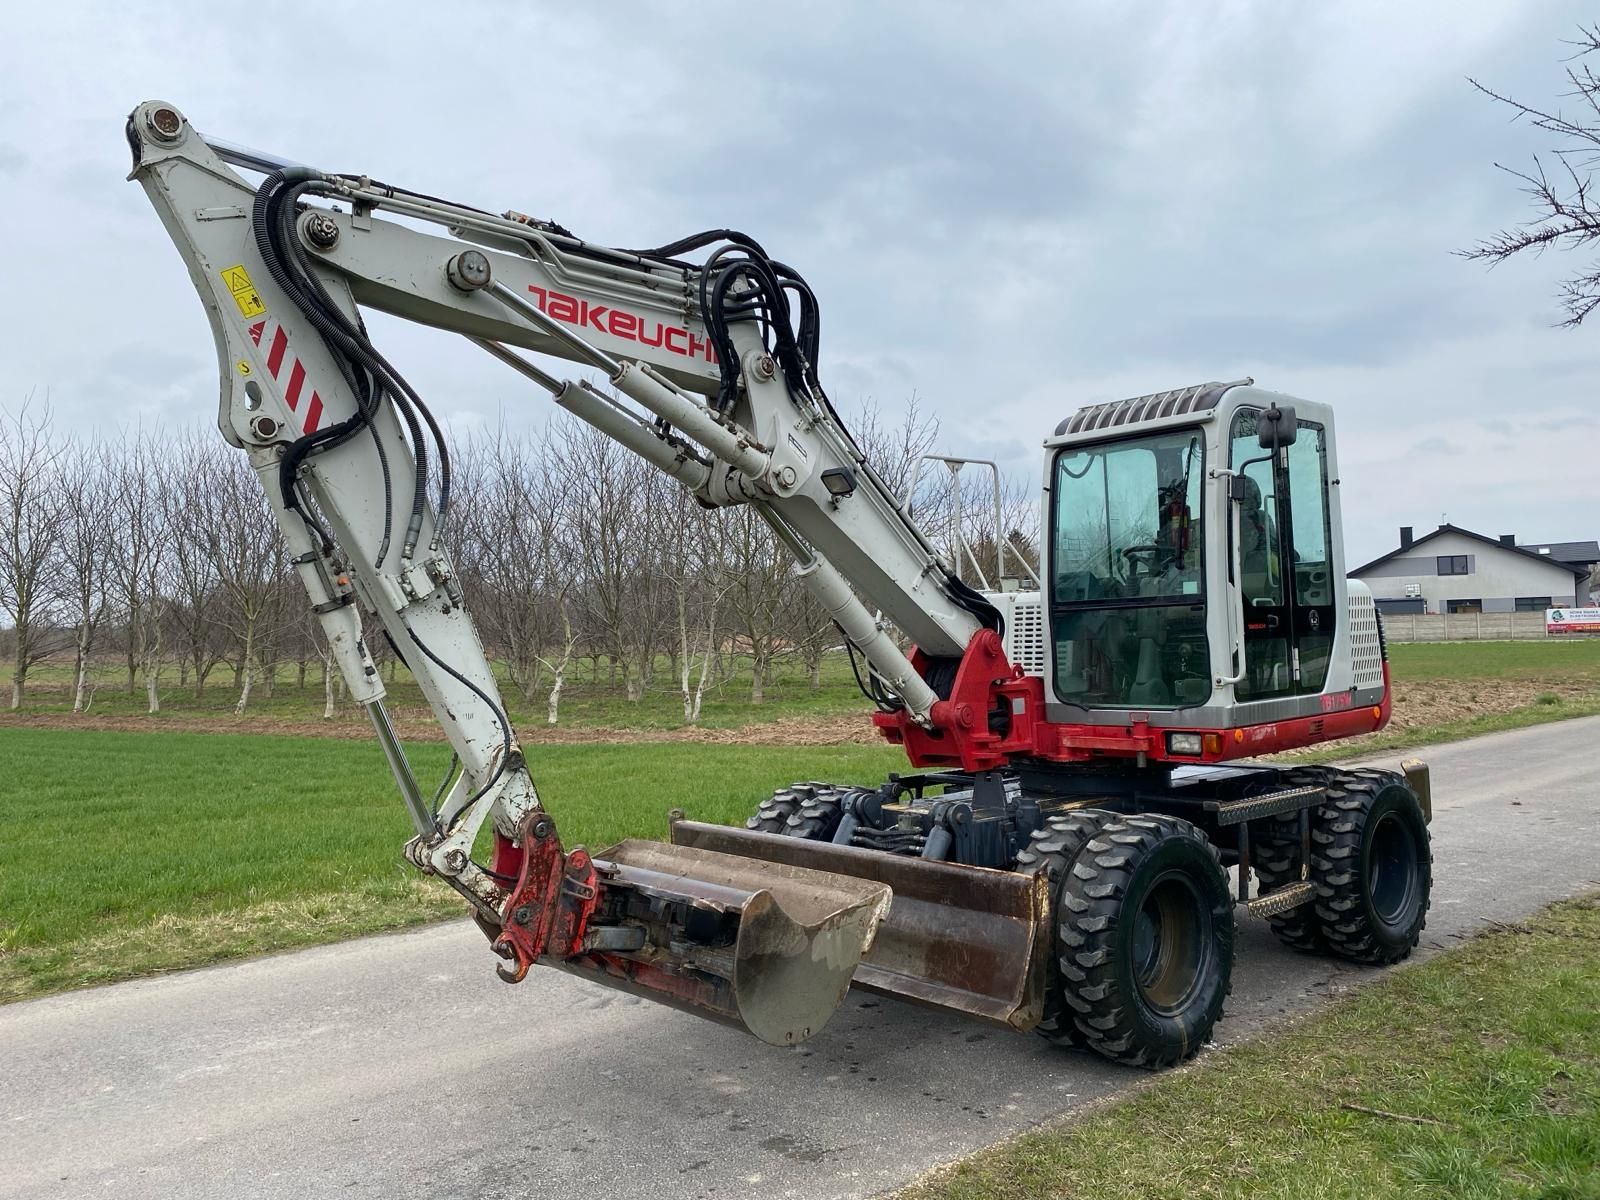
<box><xmin>247</xmin><ymin>318</ymin><xmax>325</xmax><ymax>434</ymax></box>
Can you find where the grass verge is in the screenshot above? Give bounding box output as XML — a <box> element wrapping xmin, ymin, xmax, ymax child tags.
<box><xmin>0</xmin><ymin>728</ymin><xmax>901</xmax><ymax>1002</ymax></box>
<box><xmin>903</xmin><ymin>893</ymin><xmax>1600</xmax><ymax>1200</ymax></box>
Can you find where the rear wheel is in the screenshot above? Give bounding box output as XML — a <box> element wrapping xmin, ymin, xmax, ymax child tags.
<box><xmin>746</xmin><ymin>782</ymin><xmax>854</xmax><ymax>841</ymax></box>
<box><xmin>1252</xmin><ymin>768</ymin><xmax>1330</xmax><ymax>953</ymax></box>
<box><xmin>1057</xmin><ymin>815</ymin><xmax>1233</xmax><ymax>1068</ymax></box>
<box><xmin>1306</xmin><ymin>770</ymin><xmax>1431</xmax><ymax>964</ymax></box>
<box><xmin>746</xmin><ymin>783</ymin><xmax>816</xmax><ymax>834</ymax></box>
<box><xmin>783</xmin><ymin>785</ymin><xmax>856</xmax><ymax>842</ymax></box>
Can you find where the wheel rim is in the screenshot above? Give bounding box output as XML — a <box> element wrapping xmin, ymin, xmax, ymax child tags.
<box><xmin>1367</xmin><ymin>810</ymin><xmax>1419</xmax><ymax>928</ymax></box>
<box><xmin>1131</xmin><ymin>870</ymin><xmax>1211</xmax><ymax>1015</ymax></box>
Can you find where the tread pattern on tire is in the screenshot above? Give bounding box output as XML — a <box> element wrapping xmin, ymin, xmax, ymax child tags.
<box><xmin>746</xmin><ymin>782</ymin><xmax>816</xmax><ymax>834</ymax></box>
<box><xmin>1014</xmin><ymin>808</ymin><xmax>1119</xmax><ymax>1049</ymax></box>
<box><xmin>1057</xmin><ymin>813</ymin><xmax>1233</xmax><ymax>1069</ymax></box>
<box><xmin>1252</xmin><ymin>767</ymin><xmax>1332</xmax><ymax>953</ymax></box>
<box><xmin>747</xmin><ymin>782</ymin><xmax>857</xmax><ymax>841</ymax></box>
<box><xmin>1307</xmin><ymin>768</ymin><xmax>1431</xmax><ymax>964</ymax></box>
<box><xmin>783</xmin><ymin>784</ymin><xmax>859</xmax><ymax>842</ymax></box>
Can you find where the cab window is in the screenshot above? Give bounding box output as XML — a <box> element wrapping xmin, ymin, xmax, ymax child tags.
<box><xmin>1051</xmin><ymin>429</ymin><xmax>1209</xmax><ymax>709</ymax></box>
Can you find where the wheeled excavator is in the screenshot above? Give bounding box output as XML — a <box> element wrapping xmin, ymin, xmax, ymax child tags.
<box><xmin>127</xmin><ymin>102</ymin><xmax>1434</xmax><ymax>1068</ymax></box>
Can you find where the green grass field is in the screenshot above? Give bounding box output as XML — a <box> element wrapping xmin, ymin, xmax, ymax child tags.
<box><xmin>4</xmin><ymin>637</ymin><xmax>1597</xmax><ymax>1002</ymax></box>
<box><xmin>904</xmin><ymin>893</ymin><xmax>1600</xmax><ymax>1200</ymax></box>
<box><xmin>0</xmin><ymin>728</ymin><xmax>901</xmax><ymax>1000</ymax></box>
<box><xmin>1387</xmin><ymin>638</ymin><xmax>1600</xmax><ymax>683</ymax></box>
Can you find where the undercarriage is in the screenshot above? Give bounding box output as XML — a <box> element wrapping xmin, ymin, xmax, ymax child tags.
<box><xmin>710</xmin><ymin>759</ymin><xmax>1434</xmax><ymax>1067</ymax></box>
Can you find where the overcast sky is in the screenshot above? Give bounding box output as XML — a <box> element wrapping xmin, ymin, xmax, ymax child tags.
<box><xmin>2</xmin><ymin>2</ymin><xmax>1594</xmax><ymax>565</ymax></box>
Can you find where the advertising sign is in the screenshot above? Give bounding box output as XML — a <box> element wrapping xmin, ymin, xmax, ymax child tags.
<box><xmin>1547</xmin><ymin>607</ymin><xmax>1600</xmax><ymax>635</ymax></box>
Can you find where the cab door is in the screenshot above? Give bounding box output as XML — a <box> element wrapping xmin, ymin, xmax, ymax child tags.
<box><xmin>1228</xmin><ymin>410</ymin><xmax>1335</xmax><ymax>700</ymax></box>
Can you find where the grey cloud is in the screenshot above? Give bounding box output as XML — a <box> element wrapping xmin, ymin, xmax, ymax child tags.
<box><xmin>1410</xmin><ymin>436</ymin><xmax>1463</xmax><ymax>456</ymax></box>
<box><xmin>2</xmin><ymin>1</ymin><xmax>1597</xmax><ymax>572</ymax></box>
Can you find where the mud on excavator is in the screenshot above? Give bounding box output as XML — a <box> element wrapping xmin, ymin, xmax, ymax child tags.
<box><xmin>128</xmin><ymin>102</ymin><xmax>1433</xmax><ymax>1069</ymax></box>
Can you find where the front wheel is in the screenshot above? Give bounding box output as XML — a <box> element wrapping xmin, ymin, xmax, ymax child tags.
<box><xmin>1056</xmin><ymin>814</ymin><xmax>1234</xmax><ymax>1069</ymax></box>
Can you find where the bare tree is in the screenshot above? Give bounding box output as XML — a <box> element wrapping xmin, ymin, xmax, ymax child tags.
<box><xmin>162</xmin><ymin>431</ymin><xmax>226</xmax><ymax>697</ymax></box>
<box><xmin>1464</xmin><ymin>26</ymin><xmax>1600</xmax><ymax>325</ymax></box>
<box><xmin>105</xmin><ymin>429</ymin><xmax>169</xmax><ymax>701</ymax></box>
<box><xmin>455</xmin><ymin>426</ymin><xmax>569</xmax><ymax>703</ymax></box>
<box><xmin>719</xmin><ymin>504</ymin><xmax>789</xmax><ymax>703</ymax></box>
<box><xmin>59</xmin><ymin>445</ymin><xmax>113</xmax><ymax>712</ymax></box>
<box><xmin>0</xmin><ymin>400</ymin><xmax>68</xmax><ymax>710</ymax></box>
<box><xmin>194</xmin><ymin>452</ymin><xmax>288</xmax><ymax>714</ymax></box>
<box><xmin>557</xmin><ymin>423</ymin><xmax>665</xmax><ymax>702</ymax></box>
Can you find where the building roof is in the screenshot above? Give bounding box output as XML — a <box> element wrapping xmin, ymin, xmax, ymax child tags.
<box><xmin>1518</xmin><ymin>539</ymin><xmax>1600</xmax><ymax>568</ymax></box>
<box><xmin>1350</xmin><ymin>524</ymin><xmax>1589</xmax><ymax>579</ymax></box>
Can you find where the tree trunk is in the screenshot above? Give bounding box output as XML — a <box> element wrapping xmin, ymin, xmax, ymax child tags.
<box><xmin>72</xmin><ymin>622</ymin><xmax>93</xmax><ymax>713</ymax></box>
<box><xmin>322</xmin><ymin>657</ymin><xmax>336</xmax><ymax>719</ymax></box>
<box><xmin>678</xmin><ymin>594</ymin><xmax>693</xmax><ymax>723</ymax></box>
<box><xmin>808</xmin><ymin>659</ymin><xmax>823</xmax><ymax>690</ymax></box>
<box><xmin>234</xmin><ymin>630</ymin><xmax>255</xmax><ymax>716</ymax></box>
<box><xmin>750</xmin><ymin>654</ymin><xmax>765</xmax><ymax>704</ymax></box>
<box><xmin>145</xmin><ymin>665</ymin><xmax>160</xmax><ymax>714</ymax></box>
<box><xmin>297</xmin><ymin>659</ymin><xmax>308</xmax><ymax>690</ymax></box>
<box><xmin>547</xmin><ymin>670</ymin><xmax>565</xmax><ymax>725</ymax></box>
<box><xmin>545</xmin><ymin>605</ymin><xmax>575</xmax><ymax>726</ymax></box>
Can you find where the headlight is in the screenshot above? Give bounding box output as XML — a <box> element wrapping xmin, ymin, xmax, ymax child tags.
<box><xmin>1166</xmin><ymin>732</ymin><xmax>1204</xmax><ymax>756</ymax></box>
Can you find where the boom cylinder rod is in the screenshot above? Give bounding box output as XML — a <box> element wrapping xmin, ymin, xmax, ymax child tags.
<box><xmin>472</xmin><ymin>339</ymin><xmax>715</xmax><ymax>489</ymax></box>
<box><xmin>483</xmin><ymin>282</ymin><xmax>769</xmax><ymax>478</ymax></box>
<box><xmin>484</xmin><ymin>280</ymin><xmax>623</xmax><ymax>375</ymax></box>
<box><xmin>366</xmin><ymin>700</ymin><xmax>436</xmax><ymax>837</ymax></box>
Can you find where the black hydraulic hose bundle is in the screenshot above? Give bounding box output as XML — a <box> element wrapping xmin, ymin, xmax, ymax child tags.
<box><xmin>251</xmin><ymin>170</ymin><xmax>511</xmax><ymax>845</ymax></box>
<box><xmin>633</xmin><ymin>230</ymin><xmax>1004</xmax><ymax>711</ymax></box>
<box><xmin>250</xmin><ymin>168</ymin><xmax>456</xmax><ymax>564</ymax></box>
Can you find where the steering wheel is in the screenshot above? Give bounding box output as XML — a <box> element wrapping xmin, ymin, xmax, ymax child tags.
<box><xmin>1121</xmin><ymin>544</ymin><xmax>1161</xmax><ymax>581</ymax></box>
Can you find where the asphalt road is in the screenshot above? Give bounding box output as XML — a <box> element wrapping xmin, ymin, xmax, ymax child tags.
<box><xmin>4</xmin><ymin>717</ymin><xmax>1598</xmax><ymax>1200</ymax></box>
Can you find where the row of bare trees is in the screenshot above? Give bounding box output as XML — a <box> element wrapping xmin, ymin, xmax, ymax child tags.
<box><xmin>0</xmin><ymin>397</ymin><xmax>1038</xmax><ymax>721</ymax></box>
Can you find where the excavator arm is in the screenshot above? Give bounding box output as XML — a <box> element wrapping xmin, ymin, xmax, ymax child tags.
<box><xmin>126</xmin><ymin>101</ymin><xmax>1028</xmax><ymax>1043</ymax></box>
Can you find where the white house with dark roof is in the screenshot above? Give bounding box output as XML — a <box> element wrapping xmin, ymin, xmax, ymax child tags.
<box><xmin>1350</xmin><ymin>525</ymin><xmax>1592</xmax><ymax>615</ymax></box>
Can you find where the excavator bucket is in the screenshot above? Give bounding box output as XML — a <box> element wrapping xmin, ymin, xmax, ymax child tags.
<box><xmin>561</xmin><ymin>839</ymin><xmax>893</xmax><ymax>1046</ymax></box>
<box><xmin>668</xmin><ymin>821</ymin><xmax>1051</xmax><ymax>1032</ymax></box>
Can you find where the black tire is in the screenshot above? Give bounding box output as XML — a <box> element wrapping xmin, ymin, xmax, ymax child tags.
<box><xmin>1057</xmin><ymin>814</ymin><xmax>1234</xmax><ymax>1068</ymax></box>
<box><xmin>746</xmin><ymin>782</ymin><xmax>815</xmax><ymax>834</ymax></box>
<box><xmin>1251</xmin><ymin>767</ymin><xmax>1331</xmax><ymax>954</ymax></box>
<box><xmin>1305</xmin><ymin>769</ymin><xmax>1431</xmax><ymax>964</ymax></box>
<box><xmin>783</xmin><ymin>784</ymin><xmax>854</xmax><ymax>842</ymax></box>
<box><xmin>1014</xmin><ymin>808</ymin><xmax>1119</xmax><ymax>1049</ymax></box>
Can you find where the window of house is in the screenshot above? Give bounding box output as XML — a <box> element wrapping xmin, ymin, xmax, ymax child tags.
<box><xmin>1515</xmin><ymin>596</ymin><xmax>1552</xmax><ymax>612</ymax></box>
<box><xmin>1436</xmin><ymin>555</ymin><xmax>1469</xmax><ymax>576</ymax></box>
<box><xmin>1447</xmin><ymin>598</ymin><xmax>1482</xmax><ymax>614</ymax></box>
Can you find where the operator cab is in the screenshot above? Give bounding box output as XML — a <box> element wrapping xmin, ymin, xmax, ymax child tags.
<box><xmin>1038</xmin><ymin>380</ymin><xmax>1385</xmax><ymax>748</ymax></box>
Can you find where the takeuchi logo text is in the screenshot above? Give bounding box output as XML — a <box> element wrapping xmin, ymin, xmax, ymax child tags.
<box><xmin>526</xmin><ymin>286</ymin><xmax>717</xmax><ymax>364</ymax></box>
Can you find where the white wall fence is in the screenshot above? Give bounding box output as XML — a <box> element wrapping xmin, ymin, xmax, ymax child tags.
<box><xmin>1379</xmin><ymin>611</ymin><xmax>1590</xmax><ymax>642</ymax></box>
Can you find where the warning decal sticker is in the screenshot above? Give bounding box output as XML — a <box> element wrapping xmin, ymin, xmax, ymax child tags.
<box><xmin>221</xmin><ymin>264</ymin><xmax>265</xmax><ymax>318</ymax></box>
